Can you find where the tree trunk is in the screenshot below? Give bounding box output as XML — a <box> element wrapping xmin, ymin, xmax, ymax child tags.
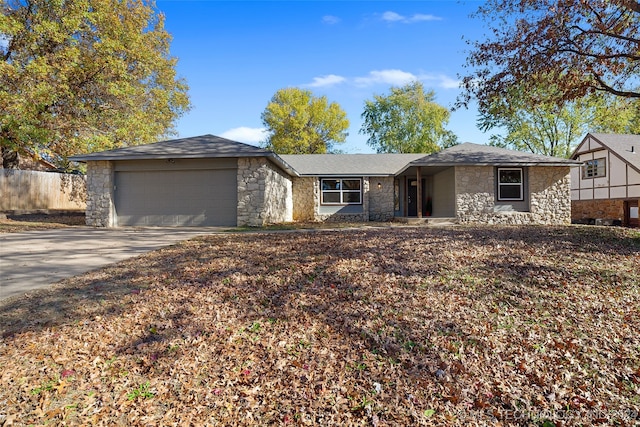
<box><xmin>1</xmin><ymin>147</ymin><xmax>20</xmax><ymax>169</ymax></box>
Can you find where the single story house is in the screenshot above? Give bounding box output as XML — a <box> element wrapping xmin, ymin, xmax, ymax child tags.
<box><xmin>570</xmin><ymin>133</ymin><xmax>640</xmax><ymax>227</ymax></box>
<box><xmin>70</xmin><ymin>135</ymin><xmax>579</xmax><ymax>227</ymax></box>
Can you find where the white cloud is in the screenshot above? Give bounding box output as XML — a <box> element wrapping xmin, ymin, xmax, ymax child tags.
<box><xmin>354</xmin><ymin>69</ymin><xmax>419</xmax><ymax>87</ymax></box>
<box><xmin>381</xmin><ymin>11</ymin><xmax>442</xmax><ymax>24</ymax></box>
<box><xmin>220</xmin><ymin>127</ymin><xmax>267</xmax><ymax>145</ymax></box>
<box><xmin>322</xmin><ymin>15</ymin><xmax>340</xmax><ymax>25</ymax></box>
<box><xmin>419</xmin><ymin>73</ymin><xmax>461</xmax><ymax>90</ymax></box>
<box><xmin>301</xmin><ymin>70</ymin><xmax>459</xmax><ymax>91</ymax></box>
<box><xmin>306</xmin><ymin>74</ymin><xmax>347</xmax><ymax>88</ymax></box>
<box><xmin>381</xmin><ymin>11</ymin><xmax>404</xmax><ymax>22</ymax></box>
<box><xmin>437</xmin><ymin>75</ymin><xmax>461</xmax><ymax>90</ymax></box>
<box><xmin>408</xmin><ymin>13</ymin><xmax>443</xmax><ymax>23</ymax></box>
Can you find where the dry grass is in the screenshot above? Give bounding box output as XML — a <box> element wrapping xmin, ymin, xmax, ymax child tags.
<box><xmin>0</xmin><ymin>226</ymin><xmax>639</xmax><ymax>426</ymax></box>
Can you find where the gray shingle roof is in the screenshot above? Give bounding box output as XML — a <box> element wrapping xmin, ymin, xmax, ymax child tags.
<box><xmin>69</xmin><ymin>134</ymin><xmax>271</xmax><ymax>161</ymax></box>
<box><xmin>279</xmin><ymin>153</ymin><xmax>426</xmax><ymax>176</ymax></box>
<box><xmin>70</xmin><ymin>135</ymin><xmax>580</xmax><ymax>177</ymax></box>
<box><xmin>406</xmin><ymin>143</ymin><xmax>580</xmax><ymax>169</ymax></box>
<box><xmin>581</xmin><ymin>133</ymin><xmax>640</xmax><ymax>171</ymax></box>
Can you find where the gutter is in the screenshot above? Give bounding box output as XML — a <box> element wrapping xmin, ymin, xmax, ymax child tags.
<box><xmin>266</xmin><ymin>153</ymin><xmax>300</xmax><ymax>177</ymax></box>
<box><xmin>394</xmin><ymin>161</ymin><xmax>583</xmax><ymax>176</ymax></box>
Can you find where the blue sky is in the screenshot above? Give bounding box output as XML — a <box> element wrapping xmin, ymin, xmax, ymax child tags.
<box><xmin>156</xmin><ymin>0</ymin><xmax>488</xmax><ymax>153</ymax></box>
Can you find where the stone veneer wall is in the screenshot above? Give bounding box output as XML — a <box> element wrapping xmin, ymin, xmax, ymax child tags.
<box><xmin>571</xmin><ymin>199</ymin><xmax>625</xmax><ymax>221</ymax></box>
<box><xmin>263</xmin><ymin>161</ymin><xmax>293</xmax><ymax>224</ymax></box>
<box><xmin>290</xmin><ymin>176</ymin><xmax>396</xmax><ymax>222</ymax></box>
<box><xmin>237</xmin><ymin>158</ymin><xmax>292</xmax><ymax>226</ymax></box>
<box><xmin>292</xmin><ymin>177</ymin><xmax>316</xmax><ymax>221</ymax></box>
<box><xmin>368</xmin><ymin>176</ymin><xmax>395</xmax><ymax>221</ymax></box>
<box><xmin>455</xmin><ymin>166</ymin><xmax>494</xmax><ymax>222</ymax></box>
<box><xmin>455</xmin><ymin>166</ymin><xmax>571</xmax><ymax>225</ymax></box>
<box><xmin>528</xmin><ymin>167</ymin><xmax>572</xmax><ymax>224</ymax></box>
<box><xmin>85</xmin><ymin>160</ymin><xmax>115</xmax><ymax>227</ymax></box>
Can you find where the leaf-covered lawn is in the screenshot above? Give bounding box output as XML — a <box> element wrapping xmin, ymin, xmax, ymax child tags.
<box><xmin>0</xmin><ymin>213</ymin><xmax>85</xmax><ymax>233</ymax></box>
<box><xmin>1</xmin><ymin>226</ymin><xmax>639</xmax><ymax>426</ymax></box>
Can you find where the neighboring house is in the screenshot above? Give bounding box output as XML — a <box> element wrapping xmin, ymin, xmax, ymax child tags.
<box><xmin>0</xmin><ymin>150</ymin><xmax>58</xmax><ymax>171</ymax></box>
<box><xmin>570</xmin><ymin>133</ymin><xmax>640</xmax><ymax>227</ymax></box>
<box><xmin>70</xmin><ymin>135</ymin><xmax>579</xmax><ymax>227</ymax></box>
<box><xmin>17</xmin><ymin>156</ymin><xmax>58</xmax><ymax>172</ymax></box>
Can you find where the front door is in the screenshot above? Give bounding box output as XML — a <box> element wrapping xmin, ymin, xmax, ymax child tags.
<box><xmin>624</xmin><ymin>200</ymin><xmax>639</xmax><ymax>228</ymax></box>
<box><xmin>407</xmin><ymin>178</ymin><xmax>426</xmax><ymax>217</ymax></box>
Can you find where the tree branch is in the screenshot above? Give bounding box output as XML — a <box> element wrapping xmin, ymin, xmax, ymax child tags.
<box><xmin>615</xmin><ymin>0</ymin><xmax>640</xmax><ymax>13</ymax></box>
<box><xmin>569</xmin><ymin>24</ymin><xmax>640</xmax><ymax>46</ymax></box>
<box><xmin>592</xmin><ymin>72</ymin><xmax>640</xmax><ymax>98</ymax></box>
<box><xmin>556</xmin><ymin>45</ymin><xmax>640</xmax><ymax>61</ymax></box>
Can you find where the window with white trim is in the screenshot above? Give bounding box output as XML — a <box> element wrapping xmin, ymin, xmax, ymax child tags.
<box><xmin>497</xmin><ymin>168</ymin><xmax>523</xmax><ymax>201</ymax></box>
<box><xmin>321</xmin><ymin>178</ymin><xmax>362</xmax><ymax>205</ymax></box>
<box><xmin>582</xmin><ymin>158</ymin><xmax>606</xmax><ymax>179</ymax></box>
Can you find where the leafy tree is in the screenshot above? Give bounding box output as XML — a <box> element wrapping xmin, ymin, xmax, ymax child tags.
<box><xmin>261</xmin><ymin>88</ymin><xmax>349</xmax><ymax>154</ymax></box>
<box><xmin>0</xmin><ymin>0</ymin><xmax>190</xmax><ymax>168</ymax></box>
<box><xmin>360</xmin><ymin>81</ymin><xmax>457</xmax><ymax>154</ymax></box>
<box><xmin>460</xmin><ymin>0</ymin><xmax>640</xmax><ymax>110</ymax></box>
<box><xmin>479</xmin><ymin>73</ymin><xmax>640</xmax><ymax>158</ymax></box>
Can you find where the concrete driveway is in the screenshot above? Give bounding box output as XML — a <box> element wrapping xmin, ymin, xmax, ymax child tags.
<box><xmin>0</xmin><ymin>227</ymin><xmax>219</xmax><ymax>301</ymax></box>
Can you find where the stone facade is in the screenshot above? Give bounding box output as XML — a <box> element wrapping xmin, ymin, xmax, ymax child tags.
<box><xmin>368</xmin><ymin>176</ymin><xmax>395</xmax><ymax>221</ymax></box>
<box><xmin>85</xmin><ymin>161</ymin><xmax>115</xmax><ymax>227</ymax></box>
<box><xmin>82</xmin><ymin>156</ymin><xmax>574</xmax><ymax>228</ymax></box>
<box><xmin>290</xmin><ymin>176</ymin><xmax>396</xmax><ymax>222</ymax></box>
<box><xmin>528</xmin><ymin>166</ymin><xmax>572</xmax><ymax>224</ymax></box>
<box><xmin>237</xmin><ymin>158</ymin><xmax>293</xmax><ymax>226</ymax></box>
<box><xmin>262</xmin><ymin>162</ymin><xmax>293</xmax><ymax>225</ymax></box>
<box><xmin>455</xmin><ymin>166</ymin><xmax>571</xmax><ymax>225</ymax></box>
<box><xmin>571</xmin><ymin>199</ymin><xmax>624</xmax><ymax>222</ymax></box>
<box><xmin>455</xmin><ymin>166</ymin><xmax>495</xmax><ymax>223</ymax></box>
<box><xmin>292</xmin><ymin>177</ymin><xmax>316</xmax><ymax>221</ymax></box>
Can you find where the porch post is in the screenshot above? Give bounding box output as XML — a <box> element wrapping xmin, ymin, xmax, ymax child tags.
<box><xmin>416</xmin><ymin>167</ymin><xmax>422</xmax><ymax>218</ymax></box>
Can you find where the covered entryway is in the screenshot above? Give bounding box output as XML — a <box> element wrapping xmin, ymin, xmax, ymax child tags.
<box><xmin>407</xmin><ymin>178</ymin><xmax>426</xmax><ymax>217</ymax></box>
<box><xmin>113</xmin><ymin>159</ymin><xmax>237</xmax><ymax>226</ymax></box>
<box><xmin>398</xmin><ymin>167</ymin><xmax>455</xmax><ymax>219</ymax></box>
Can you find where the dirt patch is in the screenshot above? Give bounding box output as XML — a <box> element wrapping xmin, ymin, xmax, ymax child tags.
<box><xmin>0</xmin><ymin>226</ymin><xmax>638</xmax><ymax>425</ymax></box>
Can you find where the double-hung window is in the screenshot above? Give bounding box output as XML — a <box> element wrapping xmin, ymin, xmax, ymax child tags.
<box><xmin>497</xmin><ymin>168</ymin><xmax>523</xmax><ymax>201</ymax></box>
<box><xmin>582</xmin><ymin>158</ymin><xmax>606</xmax><ymax>179</ymax></box>
<box><xmin>321</xmin><ymin>178</ymin><xmax>362</xmax><ymax>205</ymax></box>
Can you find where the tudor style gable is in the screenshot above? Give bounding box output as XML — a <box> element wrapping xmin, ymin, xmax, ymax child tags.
<box><xmin>570</xmin><ymin>133</ymin><xmax>640</xmax><ymax>226</ymax></box>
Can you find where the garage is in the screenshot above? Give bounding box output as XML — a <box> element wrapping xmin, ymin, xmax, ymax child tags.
<box><xmin>71</xmin><ymin>134</ymin><xmax>296</xmax><ymax>227</ymax></box>
<box><xmin>113</xmin><ymin>159</ymin><xmax>237</xmax><ymax>227</ymax></box>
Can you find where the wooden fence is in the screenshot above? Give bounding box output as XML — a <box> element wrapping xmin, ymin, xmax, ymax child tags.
<box><xmin>0</xmin><ymin>169</ymin><xmax>86</xmax><ymax>211</ymax></box>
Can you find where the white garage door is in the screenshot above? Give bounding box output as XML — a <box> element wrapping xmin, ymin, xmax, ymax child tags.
<box><xmin>114</xmin><ymin>168</ymin><xmax>237</xmax><ymax>226</ymax></box>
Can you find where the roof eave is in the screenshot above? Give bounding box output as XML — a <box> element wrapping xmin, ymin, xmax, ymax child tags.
<box><xmin>266</xmin><ymin>153</ymin><xmax>300</xmax><ymax>177</ymax></box>
<box><xmin>295</xmin><ymin>173</ymin><xmax>396</xmax><ymax>177</ymax></box>
<box><xmin>69</xmin><ymin>152</ymin><xmax>273</xmax><ymax>162</ymax></box>
<box><xmin>408</xmin><ymin>162</ymin><xmax>581</xmax><ymax>167</ymax></box>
